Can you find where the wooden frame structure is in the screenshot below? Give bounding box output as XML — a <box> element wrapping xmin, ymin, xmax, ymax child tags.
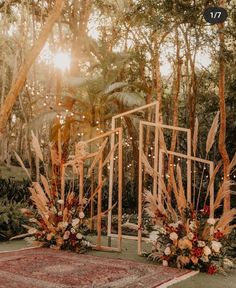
<box><xmin>107</xmin><ymin>101</ymin><xmax>159</xmax><ymax>241</ymax></box>
<box><xmin>64</xmin><ymin>128</ymin><xmax>123</xmax><ymax>252</ymax></box>
<box><xmin>137</xmin><ymin>118</ymin><xmax>215</xmax><ymax>255</ymax></box>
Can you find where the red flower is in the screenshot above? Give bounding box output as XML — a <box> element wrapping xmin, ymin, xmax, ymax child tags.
<box><xmin>214</xmin><ymin>230</ymin><xmax>224</xmax><ymax>240</ymax></box>
<box><xmin>192</xmin><ymin>247</ymin><xmax>203</xmax><ymax>258</ymax></box>
<box><xmin>203</xmin><ymin>205</ymin><xmax>210</xmax><ymax>215</ymax></box>
<box><xmin>207</xmin><ymin>264</ymin><xmax>217</xmax><ymax>275</ymax></box>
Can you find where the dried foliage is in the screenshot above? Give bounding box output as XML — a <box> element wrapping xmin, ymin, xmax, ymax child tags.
<box><xmin>206</xmin><ymin>112</ymin><xmax>219</xmax><ymax>154</ymax></box>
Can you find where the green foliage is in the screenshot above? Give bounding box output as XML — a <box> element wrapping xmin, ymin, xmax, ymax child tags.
<box><xmin>0</xmin><ymin>198</ymin><xmax>28</xmax><ymax>240</ymax></box>
<box><xmin>0</xmin><ymin>178</ymin><xmax>30</xmax><ymax>203</ymax></box>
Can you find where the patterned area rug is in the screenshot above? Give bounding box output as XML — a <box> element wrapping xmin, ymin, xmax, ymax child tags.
<box><xmin>0</xmin><ymin>248</ymin><xmax>197</xmax><ymax>288</ymax></box>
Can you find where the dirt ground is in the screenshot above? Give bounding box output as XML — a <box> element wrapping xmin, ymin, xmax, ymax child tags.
<box><xmin>0</xmin><ymin>238</ymin><xmax>235</xmax><ymax>288</ymax></box>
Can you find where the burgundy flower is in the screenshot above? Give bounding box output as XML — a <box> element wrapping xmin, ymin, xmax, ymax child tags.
<box><xmin>192</xmin><ymin>247</ymin><xmax>203</xmax><ymax>258</ymax></box>
<box><xmin>203</xmin><ymin>205</ymin><xmax>210</xmax><ymax>215</ymax></box>
<box><xmin>207</xmin><ymin>264</ymin><xmax>217</xmax><ymax>275</ymax></box>
<box><xmin>214</xmin><ymin>230</ymin><xmax>224</xmax><ymax>240</ymax></box>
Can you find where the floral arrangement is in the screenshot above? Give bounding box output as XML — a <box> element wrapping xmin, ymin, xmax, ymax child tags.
<box><xmin>143</xmin><ymin>113</ymin><xmax>236</xmax><ymax>274</ymax></box>
<box><xmin>21</xmin><ymin>187</ymin><xmax>91</xmax><ymax>253</ymax></box>
<box><xmin>146</xmin><ymin>191</ymin><xmax>236</xmax><ymax>274</ymax></box>
<box><xmin>15</xmin><ymin>133</ymin><xmax>93</xmax><ymax>253</ymax></box>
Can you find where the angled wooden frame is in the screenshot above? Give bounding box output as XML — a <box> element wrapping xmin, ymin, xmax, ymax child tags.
<box><xmin>107</xmin><ymin>102</ymin><xmax>159</xmax><ymax>241</ymax></box>
<box><xmin>138</xmin><ymin>120</ymin><xmax>192</xmax><ymax>255</ymax></box>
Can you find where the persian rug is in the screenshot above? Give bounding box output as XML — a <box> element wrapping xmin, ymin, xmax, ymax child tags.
<box><xmin>0</xmin><ymin>248</ymin><xmax>197</xmax><ymax>288</ymax></box>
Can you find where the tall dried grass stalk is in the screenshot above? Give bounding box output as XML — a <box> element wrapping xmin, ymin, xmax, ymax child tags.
<box><xmin>206</xmin><ymin>111</ymin><xmax>219</xmax><ymax>154</ymax></box>
<box><xmin>228</xmin><ymin>153</ymin><xmax>236</xmax><ymax>174</ymax></box>
<box><xmin>203</xmin><ymin>160</ymin><xmax>222</xmax><ymax>207</ymax></box>
<box><xmin>215</xmin><ymin>208</ymin><xmax>236</xmax><ymax>233</ymax></box>
<box><xmin>213</xmin><ymin>180</ymin><xmax>232</xmax><ymax>211</ymax></box>
<box><xmin>14</xmin><ymin>151</ymin><xmax>31</xmax><ymax>180</ymax></box>
<box><xmin>31</xmin><ymin>131</ymin><xmax>44</xmax><ymax>161</ymax></box>
<box><xmin>176</xmin><ymin>164</ymin><xmax>187</xmax><ymax>210</ymax></box>
<box><xmin>192</xmin><ymin>117</ymin><xmax>198</xmax><ymax>157</ymax></box>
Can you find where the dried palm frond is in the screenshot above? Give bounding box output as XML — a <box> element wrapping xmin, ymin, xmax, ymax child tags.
<box><xmin>32</xmin><ymin>182</ymin><xmax>49</xmax><ymax>204</ymax></box>
<box><xmin>141</xmin><ymin>152</ymin><xmax>177</xmax><ymax>221</ymax></box>
<box><xmin>192</xmin><ymin>117</ymin><xmax>199</xmax><ymax>156</ymax></box>
<box><xmin>227</xmin><ymin>153</ymin><xmax>236</xmax><ymax>174</ymax></box>
<box><xmin>31</xmin><ymin>131</ymin><xmax>44</xmax><ymax>161</ymax></box>
<box><xmin>144</xmin><ymin>190</ymin><xmax>167</xmax><ymax>218</ymax></box>
<box><xmin>215</xmin><ymin>208</ymin><xmax>236</xmax><ymax>232</ymax></box>
<box><xmin>204</xmin><ymin>160</ymin><xmax>222</xmax><ymax>207</ymax></box>
<box><xmin>87</xmin><ymin>138</ymin><xmax>108</xmax><ymax>177</ymax></box>
<box><xmin>206</xmin><ymin>111</ymin><xmax>219</xmax><ymax>154</ymax></box>
<box><xmin>214</xmin><ymin>180</ymin><xmax>232</xmax><ymax>211</ymax></box>
<box><xmin>176</xmin><ymin>164</ymin><xmax>187</xmax><ymax>210</ymax></box>
<box><xmin>40</xmin><ymin>175</ymin><xmax>51</xmax><ymax>199</ymax></box>
<box><xmin>222</xmin><ymin>224</ymin><xmax>236</xmax><ymax>235</ymax></box>
<box><xmin>14</xmin><ymin>151</ymin><xmax>31</xmax><ymax>180</ymax></box>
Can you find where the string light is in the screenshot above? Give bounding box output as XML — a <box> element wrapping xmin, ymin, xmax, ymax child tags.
<box><xmin>82</xmin><ymin>115</ymin><xmax>85</xmax><ymax>119</ymax></box>
<box><xmin>58</xmin><ymin>102</ymin><xmax>62</xmax><ymax>106</ymax></box>
<box><xmin>70</xmin><ymin>112</ymin><xmax>74</xmax><ymax>116</ymax></box>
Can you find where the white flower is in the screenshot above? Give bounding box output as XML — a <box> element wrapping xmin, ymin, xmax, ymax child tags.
<box><xmin>71</xmin><ymin>228</ymin><xmax>76</xmax><ymax>234</ymax></box>
<box><xmin>164</xmin><ymin>247</ymin><xmax>171</xmax><ymax>255</ymax></box>
<box><xmin>76</xmin><ymin>233</ymin><xmax>83</xmax><ymax>240</ymax></box>
<box><xmin>170</xmin><ymin>232</ymin><xmax>178</xmax><ymax>241</ymax></box>
<box><xmin>149</xmin><ymin>231</ymin><xmax>159</xmax><ymax>242</ymax></box>
<box><xmin>198</xmin><ymin>241</ymin><xmax>206</xmax><ymax>247</ymax></box>
<box><xmin>58</xmin><ymin>211</ymin><xmax>62</xmax><ymax>216</ymax></box>
<box><xmin>63</xmin><ymin>231</ymin><xmax>70</xmax><ymax>240</ymax></box>
<box><xmin>79</xmin><ymin>212</ymin><xmax>85</xmax><ymax>219</ymax></box>
<box><xmin>28</xmin><ymin>228</ymin><xmax>37</xmax><ymax>234</ymax></box>
<box><xmin>207</xmin><ymin>218</ymin><xmax>216</xmax><ymax>225</ymax></box>
<box><xmin>29</xmin><ymin>218</ymin><xmax>37</xmax><ymax>223</ymax></box>
<box><xmin>189</xmin><ymin>221</ymin><xmax>197</xmax><ymax>230</ymax></box>
<box><xmin>82</xmin><ymin>240</ymin><xmax>91</xmax><ymax>247</ymax></box>
<box><xmin>72</xmin><ymin>218</ymin><xmax>80</xmax><ymax>227</ymax></box>
<box><xmin>200</xmin><ymin>255</ymin><xmax>209</xmax><ymax>263</ymax></box>
<box><xmin>162</xmin><ymin>260</ymin><xmax>168</xmax><ymax>267</ymax></box>
<box><xmin>187</xmin><ymin>232</ymin><xmax>194</xmax><ymax>240</ymax></box>
<box><xmin>58</xmin><ymin>221</ymin><xmax>68</xmax><ymax>230</ymax></box>
<box><xmin>203</xmin><ymin>246</ymin><xmax>211</xmax><ymax>256</ymax></box>
<box><xmin>211</xmin><ymin>241</ymin><xmax>222</xmax><ymax>253</ymax></box>
<box><xmin>57</xmin><ymin>199</ymin><xmax>64</xmax><ymax>205</ymax></box>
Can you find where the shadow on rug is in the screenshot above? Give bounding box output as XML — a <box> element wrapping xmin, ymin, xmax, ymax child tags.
<box><xmin>0</xmin><ymin>248</ymin><xmax>197</xmax><ymax>288</ymax></box>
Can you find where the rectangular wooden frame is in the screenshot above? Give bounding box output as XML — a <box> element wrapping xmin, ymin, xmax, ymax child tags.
<box><xmin>138</xmin><ymin>147</ymin><xmax>214</xmax><ymax>255</ymax></box>
<box><xmin>63</xmin><ymin>128</ymin><xmax>123</xmax><ymax>252</ymax></box>
<box><xmin>107</xmin><ymin>102</ymin><xmax>159</xmax><ymax>241</ymax></box>
<box><xmin>138</xmin><ymin>120</ymin><xmax>192</xmax><ymax>254</ymax></box>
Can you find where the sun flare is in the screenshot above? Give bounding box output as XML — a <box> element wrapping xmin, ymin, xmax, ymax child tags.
<box><xmin>53</xmin><ymin>52</ymin><xmax>71</xmax><ymax>71</ymax></box>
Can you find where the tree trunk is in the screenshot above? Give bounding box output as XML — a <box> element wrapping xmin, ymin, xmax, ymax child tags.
<box><xmin>218</xmin><ymin>0</ymin><xmax>230</xmax><ymax>211</ymax></box>
<box><xmin>167</xmin><ymin>28</ymin><xmax>182</xmax><ymax>193</ymax></box>
<box><xmin>0</xmin><ymin>0</ymin><xmax>66</xmax><ymax>138</ymax></box>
